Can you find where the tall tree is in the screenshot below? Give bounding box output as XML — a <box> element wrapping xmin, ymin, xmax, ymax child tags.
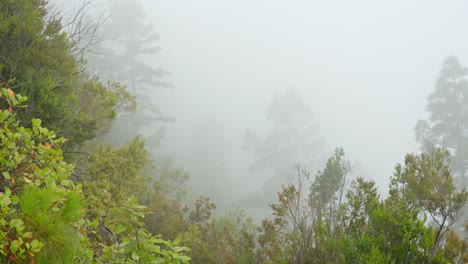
<box><xmin>310</xmin><ymin>147</ymin><xmax>350</xmax><ymax>234</ymax></box>
<box><xmin>258</xmin><ymin>149</ymin><xmax>351</xmax><ymax>263</ymax></box>
<box><xmin>85</xmin><ymin>0</ymin><xmax>171</xmax><ymax>147</ymax></box>
<box><xmin>308</xmin><ymin>148</ymin><xmax>352</xmax><ymax>263</ymax></box>
<box><xmin>260</xmin><ymin>165</ymin><xmax>315</xmax><ymax>264</ymax></box>
<box><xmin>415</xmin><ymin>56</ymin><xmax>468</xmax><ymax>185</ymax></box>
<box><xmin>243</xmin><ymin>88</ymin><xmax>322</xmax><ymax>206</ymax></box>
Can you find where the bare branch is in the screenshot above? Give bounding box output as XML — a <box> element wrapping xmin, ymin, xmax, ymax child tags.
<box><xmin>47</xmin><ymin>0</ymin><xmax>110</xmax><ymax>59</ymax></box>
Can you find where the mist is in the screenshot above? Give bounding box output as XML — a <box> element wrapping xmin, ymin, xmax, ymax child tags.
<box><xmin>54</xmin><ymin>0</ymin><xmax>468</xmax><ymax>210</ymax></box>
<box><xmin>152</xmin><ymin>0</ymin><xmax>468</xmax><ymax>203</ymax></box>
<box><xmin>5</xmin><ymin>1</ymin><xmax>468</xmax><ymax>261</ymax></box>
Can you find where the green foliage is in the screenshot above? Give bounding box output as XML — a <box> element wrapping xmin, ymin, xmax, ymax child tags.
<box><xmin>82</xmin><ymin>136</ymin><xmax>149</xmax><ymax>219</ymax></box>
<box><xmin>144</xmin><ymin>163</ymin><xmax>258</xmax><ymax>264</ymax></box>
<box><xmin>370</xmin><ymin>196</ymin><xmax>432</xmax><ymax>263</ymax></box>
<box><xmin>145</xmin><ymin>194</ymin><xmax>188</xmax><ymax>240</ymax></box>
<box><xmin>97</xmin><ymin>198</ymin><xmax>191</xmax><ymax>264</ymax></box>
<box><xmin>310</xmin><ymin>147</ymin><xmax>350</xmax><ymax>239</ymax></box>
<box><xmin>396</xmin><ymin>149</ymin><xmax>467</xmax><ymax>223</ymax></box>
<box><xmin>20</xmin><ymin>187</ymin><xmax>83</xmax><ymax>263</ymax></box>
<box><xmin>390</xmin><ymin>148</ymin><xmax>468</xmax><ymax>262</ymax></box>
<box><xmin>256</xmin><ymin>148</ymin><xmax>467</xmax><ymax>264</ymax></box>
<box><xmin>0</xmin><ymin>2</ymin><xmax>191</xmax><ymax>262</ymax></box>
<box><xmin>66</xmin><ymin>79</ymin><xmax>136</xmax><ymax>145</ymax></box>
<box><xmin>256</xmin><ymin>150</ymin><xmax>353</xmax><ymax>263</ymax></box>
<box><xmin>143</xmin><ymin>161</ymin><xmax>257</xmax><ymax>264</ymax></box>
<box><xmin>265</xmin><ymin>166</ymin><xmax>315</xmax><ymax>264</ymax></box>
<box><xmin>332</xmin><ymin>149</ymin><xmax>467</xmax><ymax>263</ymax></box>
<box><xmin>256</xmin><ymin>218</ymin><xmax>283</xmax><ymax>264</ymax></box>
<box><xmin>4</xmin><ymin>3</ymin><xmax>468</xmax><ymax>264</ymax></box>
<box><xmin>179</xmin><ymin>210</ymin><xmax>256</xmax><ymax>264</ymax></box>
<box><xmin>147</xmin><ymin>160</ymin><xmax>190</xmax><ymax>202</ymax></box>
<box><xmin>0</xmin><ymin>0</ymin><xmax>135</xmax><ymax>149</ymax></box>
<box><xmin>363</xmin><ymin>247</ymin><xmax>394</xmax><ymax>264</ymax></box>
<box><xmin>0</xmin><ymin>87</ymin><xmax>190</xmax><ymax>263</ymax></box>
<box><xmin>0</xmin><ymin>188</ymin><xmax>43</xmax><ymax>263</ymax></box>
<box><xmin>188</xmin><ymin>196</ymin><xmax>216</xmax><ymax>225</ymax></box>
<box><xmin>142</xmin><ymin>161</ymin><xmax>191</xmax><ymax>240</ymax></box>
<box><xmin>433</xmin><ymin>229</ymin><xmax>468</xmax><ymax>263</ymax></box>
<box><xmin>342</xmin><ymin>177</ymin><xmax>379</xmax><ymax>239</ymax></box>
<box><xmin>339</xmin><ymin>177</ymin><xmax>380</xmax><ymax>262</ymax></box>
<box><xmin>310</xmin><ymin>148</ymin><xmax>348</xmax><ymax>209</ymax></box>
<box><xmin>415</xmin><ymin>57</ymin><xmax>468</xmax><ymax>252</ymax></box>
<box><xmin>0</xmin><ymin>87</ymin><xmax>85</xmax><ymax>263</ymax></box>
<box><xmin>0</xmin><ymin>87</ymin><xmax>74</xmax><ymax>195</ymax></box>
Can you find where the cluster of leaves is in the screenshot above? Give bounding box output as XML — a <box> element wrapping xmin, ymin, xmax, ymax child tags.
<box><xmin>0</xmin><ymin>87</ymin><xmax>84</xmax><ymax>263</ymax></box>
<box><xmin>0</xmin><ymin>87</ymin><xmax>192</xmax><ymax>263</ymax></box>
<box><xmin>97</xmin><ymin>198</ymin><xmax>190</xmax><ymax>264</ymax></box>
<box><xmin>81</xmin><ymin>135</ymin><xmax>149</xmax><ymax>219</ymax></box>
<box><xmin>178</xmin><ymin>210</ymin><xmax>257</xmax><ymax>264</ymax></box>
<box><xmin>257</xmin><ymin>148</ymin><xmax>468</xmax><ymax>264</ymax></box>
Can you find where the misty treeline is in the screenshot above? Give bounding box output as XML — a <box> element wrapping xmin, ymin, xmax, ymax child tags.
<box><xmin>0</xmin><ymin>0</ymin><xmax>468</xmax><ymax>264</ymax></box>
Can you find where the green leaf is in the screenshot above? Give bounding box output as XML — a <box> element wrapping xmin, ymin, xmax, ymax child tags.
<box><xmin>10</xmin><ymin>240</ymin><xmax>20</xmax><ymax>253</ymax></box>
<box><xmin>114</xmin><ymin>225</ymin><xmax>127</xmax><ymax>235</ymax></box>
<box><xmin>177</xmin><ymin>255</ymin><xmax>191</xmax><ymax>262</ymax></box>
<box><xmin>2</xmin><ymin>171</ymin><xmax>10</xmax><ymax>180</ymax></box>
<box><xmin>10</xmin><ymin>218</ymin><xmax>24</xmax><ymax>231</ymax></box>
<box><xmin>30</xmin><ymin>239</ymin><xmax>42</xmax><ymax>252</ymax></box>
<box><xmin>22</xmin><ymin>232</ymin><xmax>32</xmax><ymax>238</ymax></box>
<box><xmin>174</xmin><ymin>246</ymin><xmax>190</xmax><ymax>253</ymax></box>
<box><xmin>131</xmin><ymin>251</ymin><xmax>140</xmax><ymax>261</ymax></box>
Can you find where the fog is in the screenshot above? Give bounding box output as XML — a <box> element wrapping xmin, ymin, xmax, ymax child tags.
<box><xmin>55</xmin><ymin>0</ymin><xmax>468</xmax><ymax>212</ymax></box>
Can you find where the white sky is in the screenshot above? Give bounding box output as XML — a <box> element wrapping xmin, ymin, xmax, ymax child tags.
<box><xmin>143</xmin><ymin>0</ymin><xmax>468</xmax><ymax>195</ymax></box>
<box><xmin>53</xmin><ymin>0</ymin><xmax>468</xmax><ymax>200</ymax></box>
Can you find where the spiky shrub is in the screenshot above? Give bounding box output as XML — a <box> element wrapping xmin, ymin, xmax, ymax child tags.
<box><xmin>0</xmin><ymin>87</ymin><xmax>85</xmax><ymax>263</ymax></box>
<box><xmin>20</xmin><ymin>187</ymin><xmax>83</xmax><ymax>263</ymax></box>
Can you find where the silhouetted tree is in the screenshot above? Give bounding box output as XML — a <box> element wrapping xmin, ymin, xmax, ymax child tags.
<box><xmin>85</xmin><ymin>0</ymin><xmax>172</xmax><ymax>147</ymax></box>
<box><xmin>243</xmin><ymin>88</ymin><xmax>322</xmax><ymax>206</ymax></box>
<box><xmin>415</xmin><ymin>57</ymin><xmax>468</xmax><ymax>186</ymax></box>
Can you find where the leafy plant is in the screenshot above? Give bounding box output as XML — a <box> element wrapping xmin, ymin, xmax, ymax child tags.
<box><xmin>97</xmin><ymin>197</ymin><xmax>191</xmax><ymax>264</ymax></box>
